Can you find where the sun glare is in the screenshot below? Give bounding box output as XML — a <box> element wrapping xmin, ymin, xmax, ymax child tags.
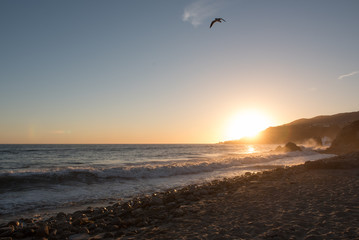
<box><xmin>247</xmin><ymin>146</ymin><xmax>255</xmax><ymax>153</ymax></box>
<box><xmin>225</xmin><ymin>110</ymin><xmax>271</xmax><ymax>141</ymax></box>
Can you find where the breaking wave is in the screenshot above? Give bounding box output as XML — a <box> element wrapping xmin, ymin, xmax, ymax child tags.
<box><xmin>0</xmin><ymin>150</ymin><xmax>332</xmax><ymax>191</ymax></box>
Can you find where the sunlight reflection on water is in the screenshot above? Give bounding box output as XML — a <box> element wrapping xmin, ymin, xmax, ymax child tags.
<box><xmin>246</xmin><ymin>145</ymin><xmax>255</xmax><ymax>154</ymax></box>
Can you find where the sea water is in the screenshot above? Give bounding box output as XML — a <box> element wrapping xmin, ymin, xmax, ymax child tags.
<box><xmin>0</xmin><ymin>144</ymin><xmax>334</xmax><ymax>223</ymax></box>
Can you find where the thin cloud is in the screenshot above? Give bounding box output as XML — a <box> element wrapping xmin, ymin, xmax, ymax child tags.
<box><xmin>338</xmin><ymin>71</ymin><xmax>359</xmax><ymax>80</ymax></box>
<box><xmin>182</xmin><ymin>0</ymin><xmax>222</xmax><ymax>27</ymax></box>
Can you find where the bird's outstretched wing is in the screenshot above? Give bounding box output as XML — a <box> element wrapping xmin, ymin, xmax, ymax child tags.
<box><xmin>210</xmin><ymin>18</ymin><xmax>226</xmax><ymax>28</ymax></box>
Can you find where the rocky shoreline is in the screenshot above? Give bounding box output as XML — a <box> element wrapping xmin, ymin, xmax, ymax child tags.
<box><xmin>1</xmin><ymin>152</ymin><xmax>359</xmax><ymax>240</ymax></box>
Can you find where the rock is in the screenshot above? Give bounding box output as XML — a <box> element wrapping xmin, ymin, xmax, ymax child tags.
<box><xmin>56</xmin><ymin>212</ymin><xmax>67</xmax><ymax>220</ymax></box>
<box><xmin>166</xmin><ymin>202</ymin><xmax>177</xmax><ymax>209</ymax></box>
<box><xmin>49</xmin><ymin>228</ymin><xmax>57</xmax><ymax>237</ymax></box>
<box><xmin>105</xmin><ymin>224</ymin><xmax>120</xmax><ymax>232</ymax></box>
<box><xmin>69</xmin><ymin>233</ymin><xmax>90</xmax><ymax>240</ymax></box>
<box><xmin>88</xmin><ymin>223</ymin><xmax>97</xmax><ymax>230</ymax></box>
<box><xmin>176</xmin><ymin>198</ymin><xmax>185</xmax><ymax>203</ymax></box>
<box><xmin>0</xmin><ymin>225</ymin><xmax>15</xmax><ymax>238</ymax></box>
<box><xmin>103</xmin><ymin>232</ymin><xmax>114</xmax><ymax>238</ymax></box>
<box><xmin>284</xmin><ymin>141</ymin><xmax>302</xmax><ymax>152</ymax></box>
<box><xmin>7</xmin><ymin>221</ymin><xmax>19</xmax><ymax>228</ymax></box>
<box><xmin>21</xmin><ymin>227</ymin><xmax>36</xmax><ymax>236</ymax></box>
<box><xmin>305</xmin><ymin>235</ymin><xmax>322</xmax><ymax>240</ymax></box>
<box><xmin>326</xmin><ymin>120</ymin><xmax>359</xmax><ymax>154</ymax></box>
<box><xmin>150</xmin><ymin>196</ymin><xmax>163</xmax><ymax>206</ymax></box>
<box><xmin>60</xmin><ymin>230</ymin><xmax>72</xmax><ymax>238</ymax></box>
<box><xmin>79</xmin><ymin>227</ymin><xmax>90</xmax><ymax>234</ymax></box>
<box><xmin>0</xmin><ymin>226</ymin><xmax>14</xmax><ymax>235</ymax></box>
<box><xmin>93</xmin><ymin>227</ymin><xmax>104</xmax><ymax>234</ymax></box>
<box><xmin>90</xmin><ymin>212</ymin><xmax>109</xmax><ymax>221</ymax></box>
<box><xmin>90</xmin><ymin>233</ymin><xmax>106</xmax><ymax>240</ymax></box>
<box><xmin>56</xmin><ymin>221</ymin><xmax>72</xmax><ymax>232</ymax></box>
<box><xmin>72</xmin><ymin>217</ymin><xmax>91</xmax><ymax>226</ymax></box>
<box><xmin>275</xmin><ymin>142</ymin><xmax>302</xmax><ymax>152</ymax></box>
<box><xmin>172</xmin><ymin>208</ymin><xmax>185</xmax><ymax>217</ymax></box>
<box><xmin>132</xmin><ymin>208</ymin><xmax>144</xmax><ymax>217</ymax></box>
<box><xmin>84</xmin><ymin>207</ymin><xmax>94</xmax><ymax>214</ymax></box>
<box><xmin>114</xmin><ymin>230</ymin><xmax>124</xmax><ymax>238</ymax></box>
<box><xmin>13</xmin><ymin>231</ymin><xmax>25</xmax><ymax>238</ymax></box>
<box><xmin>198</xmin><ymin>189</ymin><xmax>208</xmax><ymax>195</ymax></box>
<box><xmin>35</xmin><ymin>223</ymin><xmax>49</xmax><ymax>237</ymax></box>
<box><xmin>72</xmin><ymin>211</ymin><xmax>86</xmax><ymax>220</ymax></box>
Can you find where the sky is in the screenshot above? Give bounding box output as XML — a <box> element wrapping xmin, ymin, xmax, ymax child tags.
<box><xmin>1</xmin><ymin>0</ymin><xmax>359</xmax><ymax>144</ymax></box>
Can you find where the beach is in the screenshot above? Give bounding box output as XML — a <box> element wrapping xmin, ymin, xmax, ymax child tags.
<box><xmin>1</xmin><ymin>152</ymin><xmax>359</xmax><ymax>240</ymax></box>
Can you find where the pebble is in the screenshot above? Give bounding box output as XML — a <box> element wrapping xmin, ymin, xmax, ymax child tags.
<box><xmin>35</xmin><ymin>223</ymin><xmax>49</xmax><ymax>237</ymax></box>
<box><xmin>69</xmin><ymin>233</ymin><xmax>90</xmax><ymax>240</ymax></box>
<box><xmin>172</xmin><ymin>208</ymin><xmax>185</xmax><ymax>217</ymax></box>
<box><xmin>7</xmin><ymin>222</ymin><xmax>19</xmax><ymax>228</ymax></box>
<box><xmin>0</xmin><ymin>226</ymin><xmax>14</xmax><ymax>238</ymax></box>
<box><xmin>149</xmin><ymin>196</ymin><xmax>163</xmax><ymax>206</ymax></box>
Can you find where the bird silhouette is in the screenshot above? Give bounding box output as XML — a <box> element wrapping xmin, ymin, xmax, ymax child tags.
<box><xmin>210</xmin><ymin>18</ymin><xmax>226</xmax><ymax>28</ymax></box>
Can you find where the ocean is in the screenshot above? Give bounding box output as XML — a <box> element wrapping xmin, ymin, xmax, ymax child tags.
<box><xmin>0</xmin><ymin>144</ymin><xmax>334</xmax><ymax>223</ymax></box>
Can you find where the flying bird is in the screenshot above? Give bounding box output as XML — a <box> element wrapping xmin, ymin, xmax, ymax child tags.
<box><xmin>210</xmin><ymin>18</ymin><xmax>226</xmax><ymax>28</ymax></box>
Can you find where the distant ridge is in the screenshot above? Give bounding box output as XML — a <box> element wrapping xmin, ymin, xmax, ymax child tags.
<box><xmin>286</xmin><ymin>111</ymin><xmax>359</xmax><ymax>128</ymax></box>
<box><xmin>222</xmin><ymin>111</ymin><xmax>359</xmax><ymax>145</ymax></box>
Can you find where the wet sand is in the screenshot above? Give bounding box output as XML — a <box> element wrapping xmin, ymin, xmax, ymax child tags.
<box><xmin>1</xmin><ymin>153</ymin><xmax>359</xmax><ymax>239</ymax></box>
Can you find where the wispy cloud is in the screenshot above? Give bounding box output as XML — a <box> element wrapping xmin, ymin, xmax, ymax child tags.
<box><xmin>182</xmin><ymin>0</ymin><xmax>223</xmax><ymax>27</ymax></box>
<box><xmin>338</xmin><ymin>71</ymin><xmax>359</xmax><ymax>80</ymax></box>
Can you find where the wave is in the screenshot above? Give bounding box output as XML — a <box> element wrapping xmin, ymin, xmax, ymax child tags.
<box><xmin>0</xmin><ymin>150</ymin><xmax>332</xmax><ymax>190</ymax></box>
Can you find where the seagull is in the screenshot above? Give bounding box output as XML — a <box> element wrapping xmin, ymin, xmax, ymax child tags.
<box><xmin>210</xmin><ymin>18</ymin><xmax>226</xmax><ymax>28</ymax></box>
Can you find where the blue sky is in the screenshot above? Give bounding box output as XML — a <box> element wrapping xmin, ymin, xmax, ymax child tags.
<box><xmin>1</xmin><ymin>0</ymin><xmax>359</xmax><ymax>143</ymax></box>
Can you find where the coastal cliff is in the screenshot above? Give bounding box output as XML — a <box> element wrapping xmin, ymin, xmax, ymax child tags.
<box><xmin>325</xmin><ymin>120</ymin><xmax>359</xmax><ymax>154</ymax></box>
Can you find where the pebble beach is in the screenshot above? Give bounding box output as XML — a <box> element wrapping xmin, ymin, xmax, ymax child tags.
<box><xmin>1</xmin><ymin>152</ymin><xmax>359</xmax><ymax>240</ymax></box>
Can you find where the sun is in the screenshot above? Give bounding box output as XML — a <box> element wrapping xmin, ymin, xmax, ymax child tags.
<box><xmin>225</xmin><ymin>110</ymin><xmax>271</xmax><ymax>141</ymax></box>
